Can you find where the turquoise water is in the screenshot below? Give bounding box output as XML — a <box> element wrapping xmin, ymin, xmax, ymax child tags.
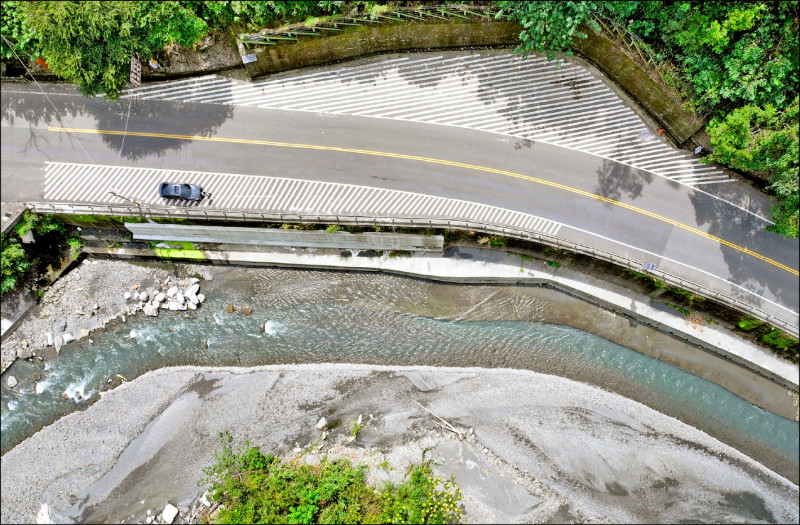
<box><xmin>2</xmin><ymin>268</ymin><xmax>797</xmax><ymax>480</ymax></box>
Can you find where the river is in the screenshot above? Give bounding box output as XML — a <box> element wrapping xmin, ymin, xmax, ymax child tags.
<box><xmin>1</xmin><ymin>265</ymin><xmax>797</xmax><ymax>483</ymax></box>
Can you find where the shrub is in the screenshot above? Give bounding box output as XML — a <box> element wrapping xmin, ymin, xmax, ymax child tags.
<box><xmin>201</xmin><ymin>433</ymin><xmax>463</xmax><ymax>524</ymax></box>
<box><xmin>1</xmin><ymin>233</ymin><xmax>30</xmax><ymax>293</ymax></box>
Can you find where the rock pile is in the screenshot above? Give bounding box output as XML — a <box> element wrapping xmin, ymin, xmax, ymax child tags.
<box><xmin>141</xmin><ymin>277</ymin><xmax>205</xmax><ymax>317</ymax></box>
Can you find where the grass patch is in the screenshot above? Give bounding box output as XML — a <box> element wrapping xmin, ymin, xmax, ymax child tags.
<box><xmin>737</xmin><ymin>317</ymin><xmax>764</xmax><ymax>331</ymax></box>
<box><xmin>200</xmin><ymin>432</ymin><xmax>463</xmax><ymax>524</ymax></box>
<box><xmin>761</xmin><ymin>330</ymin><xmax>798</xmax><ymax>351</ymax></box>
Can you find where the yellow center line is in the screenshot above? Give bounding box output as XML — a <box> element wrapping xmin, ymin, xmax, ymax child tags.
<box><xmin>48</xmin><ymin>126</ymin><xmax>799</xmax><ymax>276</ymax></box>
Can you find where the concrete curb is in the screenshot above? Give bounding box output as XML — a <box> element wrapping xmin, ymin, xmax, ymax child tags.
<box><xmin>82</xmin><ymin>245</ymin><xmax>799</xmax><ymax>390</ymax></box>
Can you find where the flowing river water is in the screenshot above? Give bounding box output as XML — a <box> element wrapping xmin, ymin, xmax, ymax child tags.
<box><xmin>1</xmin><ymin>265</ymin><xmax>798</xmax><ymax>483</ymax></box>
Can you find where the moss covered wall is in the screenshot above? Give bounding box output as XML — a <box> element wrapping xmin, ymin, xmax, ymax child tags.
<box><xmin>244</xmin><ymin>21</ymin><xmax>521</xmax><ymax>78</ymax></box>
<box><xmin>571</xmin><ymin>27</ymin><xmax>705</xmax><ymax>145</ymax></box>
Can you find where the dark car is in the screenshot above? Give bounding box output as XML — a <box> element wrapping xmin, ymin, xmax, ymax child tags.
<box><xmin>159</xmin><ymin>182</ymin><xmax>206</xmax><ymax>201</ymax></box>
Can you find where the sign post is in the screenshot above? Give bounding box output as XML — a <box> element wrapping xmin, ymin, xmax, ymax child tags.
<box><xmin>129</xmin><ymin>53</ymin><xmax>141</xmax><ymax>87</ymax></box>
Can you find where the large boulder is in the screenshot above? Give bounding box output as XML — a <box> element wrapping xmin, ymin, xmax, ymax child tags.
<box><xmin>166</xmin><ymin>286</ymin><xmax>179</xmax><ymax>298</ymax></box>
<box><xmin>185</xmin><ymin>283</ymin><xmax>200</xmax><ymax>296</ymax></box>
<box><xmin>154</xmin><ymin>292</ymin><xmax>166</xmax><ymax>303</ymax></box>
<box><xmin>61</xmin><ymin>333</ymin><xmax>75</xmax><ymax>345</ymax></box>
<box><xmin>161</xmin><ymin>503</ymin><xmax>179</xmax><ymax>524</ymax></box>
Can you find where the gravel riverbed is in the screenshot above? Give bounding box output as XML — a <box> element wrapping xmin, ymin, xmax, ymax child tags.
<box><xmin>1</xmin><ymin>364</ymin><xmax>798</xmax><ymax>524</ymax></box>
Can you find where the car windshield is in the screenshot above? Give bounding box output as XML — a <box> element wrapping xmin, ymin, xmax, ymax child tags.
<box><xmin>179</xmin><ymin>184</ymin><xmax>193</xmax><ymax>198</ymax></box>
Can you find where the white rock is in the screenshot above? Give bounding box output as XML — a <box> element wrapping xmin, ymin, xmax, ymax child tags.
<box><xmin>316</xmin><ymin>417</ymin><xmax>328</xmax><ymax>430</ymax></box>
<box><xmin>54</xmin><ymin>336</ymin><xmax>63</xmax><ymax>354</ymax></box>
<box><xmin>139</xmin><ymin>292</ymin><xmax>148</xmax><ymax>302</ymax></box>
<box><xmin>132</xmin><ymin>291</ymin><xmax>140</xmax><ymax>300</ymax></box>
<box><xmin>185</xmin><ymin>283</ymin><xmax>199</xmax><ymax>296</ymax></box>
<box><xmin>36</xmin><ymin>503</ymin><xmax>54</xmax><ymax>524</ymax></box>
<box><xmin>197</xmin><ymin>294</ymin><xmax>205</xmax><ymax>303</ymax></box>
<box><xmin>166</xmin><ymin>286</ymin><xmax>179</xmax><ymax>298</ymax></box>
<box><xmin>176</xmin><ymin>292</ymin><xmax>185</xmax><ymax>305</ymax></box>
<box><xmin>7</xmin><ymin>376</ymin><xmax>17</xmax><ymax>388</ymax></box>
<box><xmin>62</xmin><ymin>332</ymin><xmax>75</xmax><ymax>344</ymax></box>
<box><xmin>1</xmin><ymin>318</ymin><xmax>12</xmax><ymax>334</ymax></box>
<box><xmin>178</xmin><ymin>303</ymin><xmax>188</xmax><ymax>311</ymax></box>
<box><xmin>143</xmin><ymin>303</ymin><xmax>159</xmax><ymax>317</ymax></box>
<box><xmin>357</xmin><ymin>414</ymin><xmax>362</xmax><ymax>425</ymax></box>
<box><xmin>154</xmin><ymin>292</ymin><xmax>166</xmax><ymax>303</ymax></box>
<box><xmin>124</xmin><ymin>291</ymin><xmax>132</xmax><ymax>300</ymax></box>
<box><xmin>161</xmin><ymin>503</ymin><xmax>179</xmax><ymax>524</ymax></box>
<box><xmin>187</xmin><ymin>293</ymin><xmax>199</xmax><ymax>305</ymax></box>
<box><xmin>169</xmin><ymin>301</ymin><xmax>179</xmax><ymax>311</ymax></box>
<box><xmin>46</xmin><ymin>332</ymin><xmax>53</xmax><ymax>346</ymax></box>
<box><xmin>187</xmin><ymin>302</ymin><xmax>197</xmax><ymax>311</ymax></box>
<box><xmin>189</xmin><ymin>277</ymin><xmax>200</xmax><ymax>285</ymax></box>
<box><xmin>146</xmin><ymin>517</ymin><xmax>153</xmax><ymax>524</ymax></box>
<box><xmin>200</xmin><ymin>491</ymin><xmax>211</xmax><ymax>507</ymax></box>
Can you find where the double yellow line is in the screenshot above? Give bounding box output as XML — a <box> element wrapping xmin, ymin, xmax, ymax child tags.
<box><xmin>48</xmin><ymin>126</ymin><xmax>799</xmax><ymax>276</ymax></box>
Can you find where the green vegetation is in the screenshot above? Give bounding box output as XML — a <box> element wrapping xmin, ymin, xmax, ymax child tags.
<box><xmin>547</xmin><ymin>260</ymin><xmax>561</xmax><ymax>268</ymax></box>
<box><xmin>153</xmin><ymin>241</ymin><xmax>205</xmax><ymax>260</ymax></box>
<box><xmin>665</xmin><ymin>302</ymin><xmax>692</xmax><ymax>316</ymax></box>
<box><xmin>495</xmin><ymin>1</ymin><xmax>799</xmax><ymax>238</ymax></box>
<box><xmin>0</xmin><ymin>1</ymin><xmax>363</xmax><ymax>98</ymax></box>
<box><xmin>200</xmin><ymin>432</ymin><xmax>463</xmax><ymax>524</ymax></box>
<box><xmin>622</xmin><ymin>268</ymin><xmax>666</xmax><ymax>289</ymax></box>
<box><xmin>326</xmin><ymin>224</ymin><xmax>341</xmax><ymax>233</ymax></box>
<box><xmin>1</xmin><ymin>232</ymin><xmax>30</xmax><ymax>293</ymax></box>
<box><xmin>737</xmin><ymin>316</ymin><xmax>764</xmax><ymax>331</ymax></box>
<box><xmin>350</xmin><ymin>420</ymin><xmax>364</xmax><ymax>438</ymax></box>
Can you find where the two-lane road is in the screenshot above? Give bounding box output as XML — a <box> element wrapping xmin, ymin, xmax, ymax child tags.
<box><xmin>2</xmin><ymin>53</ymin><xmax>797</xmax><ymax>330</ymax></box>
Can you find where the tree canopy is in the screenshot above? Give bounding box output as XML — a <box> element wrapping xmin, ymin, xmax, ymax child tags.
<box><xmin>11</xmin><ymin>1</ymin><xmax>206</xmax><ymax>98</ymax></box>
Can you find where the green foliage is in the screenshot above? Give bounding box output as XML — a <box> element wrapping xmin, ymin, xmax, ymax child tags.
<box><xmin>0</xmin><ymin>1</ymin><xmax>40</xmax><ymax>61</ymax></box>
<box><xmin>13</xmin><ymin>212</ymin><xmax>66</xmax><ymax>238</ymax></box>
<box><xmin>183</xmin><ymin>1</ymin><xmax>344</xmax><ymax>31</ymax></box>
<box><xmin>705</xmin><ymin>97</ymin><xmax>799</xmax><ymax>237</ymax></box>
<box><xmin>547</xmin><ymin>260</ymin><xmax>561</xmax><ymax>268</ymax></box>
<box><xmin>1</xmin><ymin>233</ymin><xmax>30</xmax><ymax>294</ymax></box>
<box><xmin>200</xmin><ymin>434</ymin><xmax>463</xmax><ymax>524</ymax></box>
<box><xmin>350</xmin><ymin>421</ymin><xmax>364</xmax><ymax>437</ymax></box>
<box><xmin>760</xmin><ymin>330</ymin><xmax>798</xmax><ymax>352</ymax></box>
<box><xmin>495</xmin><ymin>1</ymin><xmax>638</xmax><ymax>59</ymax></box>
<box><xmin>489</xmin><ymin>236</ymin><xmax>507</xmax><ymax>247</ymax></box>
<box><xmin>18</xmin><ymin>1</ymin><xmax>208</xmax><ymax>98</ymax></box>
<box><xmin>737</xmin><ymin>317</ymin><xmax>764</xmax><ymax>331</ymax></box>
<box><xmin>326</xmin><ymin>224</ymin><xmax>341</xmax><ymax>233</ymax></box>
<box><xmin>67</xmin><ymin>235</ymin><xmax>85</xmax><ymax>260</ymax></box>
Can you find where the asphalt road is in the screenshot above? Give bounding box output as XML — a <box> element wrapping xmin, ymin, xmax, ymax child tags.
<box><xmin>1</xmin><ymin>81</ymin><xmax>798</xmax><ymax>322</ymax></box>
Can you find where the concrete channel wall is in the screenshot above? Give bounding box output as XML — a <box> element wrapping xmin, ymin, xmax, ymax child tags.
<box><xmin>125</xmin><ymin>223</ymin><xmax>443</xmax><ymax>252</ymax></box>
<box><xmin>27</xmin><ymin>202</ymin><xmax>800</xmax><ymax>339</ymax></box>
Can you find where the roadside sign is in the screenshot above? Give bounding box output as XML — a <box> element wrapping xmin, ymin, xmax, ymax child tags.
<box><xmin>129</xmin><ymin>54</ymin><xmax>141</xmax><ymax>86</ymax></box>
<box><xmin>645</xmin><ymin>263</ymin><xmax>656</xmax><ymax>271</ymax></box>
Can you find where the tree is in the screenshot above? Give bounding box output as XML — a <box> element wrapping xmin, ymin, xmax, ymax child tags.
<box><xmin>494</xmin><ymin>1</ymin><xmax>638</xmax><ymax>59</ymax></box>
<box><xmin>18</xmin><ymin>1</ymin><xmax>208</xmax><ymax>98</ymax></box>
<box><xmin>705</xmin><ymin>97</ymin><xmax>799</xmax><ymax>237</ymax></box>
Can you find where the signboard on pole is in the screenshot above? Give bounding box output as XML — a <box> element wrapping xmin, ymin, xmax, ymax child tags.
<box><xmin>129</xmin><ymin>54</ymin><xmax>141</xmax><ymax>87</ymax></box>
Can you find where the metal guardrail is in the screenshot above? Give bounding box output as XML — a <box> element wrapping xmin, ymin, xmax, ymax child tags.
<box><xmin>25</xmin><ymin>201</ymin><xmax>800</xmax><ymax>337</ymax></box>
<box><xmin>238</xmin><ymin>4</ymin><xmax>499</xmax><ymax>48</ymax></box>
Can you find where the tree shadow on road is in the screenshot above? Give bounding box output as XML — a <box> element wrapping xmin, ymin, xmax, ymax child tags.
<box><xmin>594</xmin><ymin>158</ymin><xmax>652</xmax><ymax>202</ymax></box>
